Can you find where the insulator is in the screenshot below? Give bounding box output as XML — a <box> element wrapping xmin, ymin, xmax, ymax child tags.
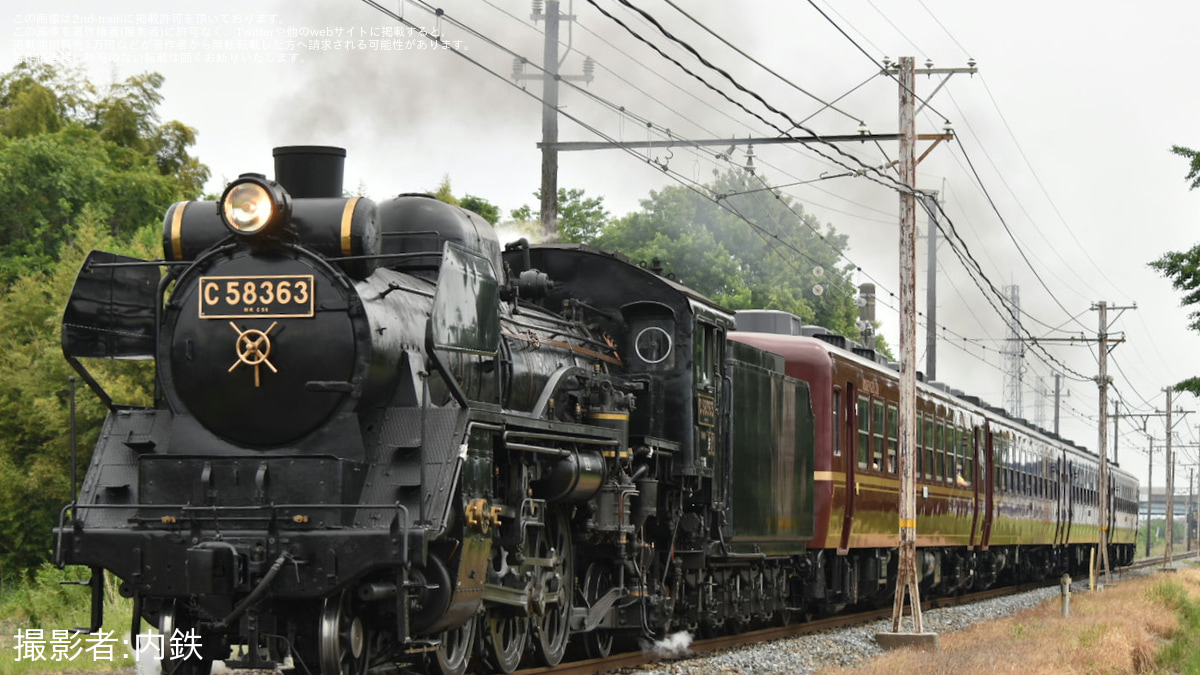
<box><xmin>512</xmin><ymin>57</ymin><xmax>524</xmax><ymax>80</ymax></box>
<box><xmin>583</xmin><ymin>56</ymin><xmax>595</xmax><ymax>81</ymax></box>
<box><xmin>532</xmin><ymin>0</ymin><xmax>543</xmax><ymax>17</ymax></box>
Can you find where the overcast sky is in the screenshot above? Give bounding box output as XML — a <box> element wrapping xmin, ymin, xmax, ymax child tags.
<box><xmin>6</xmin><ymin>0</ymin><xmax>1200</xmax><ymax>492</ymax></box>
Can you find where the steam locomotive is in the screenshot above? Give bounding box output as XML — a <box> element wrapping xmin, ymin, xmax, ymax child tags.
<box><xmin>56</xmin><ymin>146</ymin><xmax>1138</xmax><ymax>675</ymax></box>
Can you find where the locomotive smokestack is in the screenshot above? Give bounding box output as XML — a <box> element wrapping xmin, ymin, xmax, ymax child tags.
<box><xmin>272</xmin><ymin>145</ymin><xmax>346</xmax><ymax>198</ymax></box>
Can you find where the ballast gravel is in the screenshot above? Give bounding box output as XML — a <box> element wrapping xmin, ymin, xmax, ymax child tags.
<box><xmin>627</xmin><ymin>567</ymin><xmax>1157</xmax><ymax>675</ymax></box>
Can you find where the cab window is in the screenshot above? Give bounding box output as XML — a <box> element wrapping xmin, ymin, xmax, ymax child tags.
<box><xmin>693</xmin><ymin>322</ymin><xmax>721</xmax><ymax>387</ymax></box>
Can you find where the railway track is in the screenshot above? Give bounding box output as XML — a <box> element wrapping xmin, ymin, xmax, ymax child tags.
<box><xmin>508</xmin><ymin>580</ymin><xmax>1052</xmax><ymax>675</ymax></box>
<box><xmin>511</xmin><ymin>555</ymin><xmax>1198</xmax><ymax>675</ymax></box>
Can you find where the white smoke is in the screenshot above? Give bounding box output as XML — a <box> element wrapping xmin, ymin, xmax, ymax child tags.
<box><xmin>642</xmin><ymin>630</ymin><xmax>694</xmax><ymax>659</ymax></box>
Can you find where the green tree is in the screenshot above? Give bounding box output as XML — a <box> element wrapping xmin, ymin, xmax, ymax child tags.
<box><xmin>1151</xmin><ymin>145</ymin><xmax>1200</xmax><ymax>395</ymax></box>
<box><xmin>1171</xmin><ymin>145</ymin><xmax>1200</xmax><ymax>191</ymax></box>
<box><xmin>0</xmin><ymin>59</ymin><xmax>209</xmax><ymax>283</ymax></box>
<box><xmin>594</xmin><ymin>170</ymin><xmax>861</xmax><ymax>338</ymax></box>
<box><xmin>510</xmin><ymin>204</ymin><xmax>534</xmax><ymax>222</ymax></box>
<box><xmin>0</xmin><ymin>59</ymin><xmax>208</xmax><ymax>577</ymax></box>
<box><xmin>428</xmin><ymin>175</ymin><xmax>502</xmax><ymax>224</ymax></box>
<box><xmin>459</xmin><ymin>194</ymin><xmax>500</xmax><ymax>225</ymax></box>
<box><xmin>430</xmin><ymin>174</ymin><xmax>458</xmax><ymax>205</ymax></box>
<box><xmin>429</xmin><ymin>174</ymin><xmax>504</xmax><ymax>224</ymax></box>
<box><xmin>0</xmin><ymin>213</ymin><xmax>158</xmax><ymax>578</ymax></box>
<box><xmin>510</xmin><ymin>187</ymin><xmax>610</xmax><ymax>243</ymax></box>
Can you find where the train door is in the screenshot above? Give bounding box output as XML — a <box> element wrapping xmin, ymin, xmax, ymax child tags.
<box><xmin>968</xmin><ymin>425</ymin><xmax>982</xmax><ymax>548</ymax></box>
<box><xmin>979</xmin><ymin>422</ymin><xmax>994</xmax><ymax>549</ymax></box>
<box><xmin>1053</xmin><ymin>454</ymin><xmax>1065</xmax><ymax>546</ymax></box>
<box><xmin>838</xmin><ymin>381</ymin><xmax>858</xmax><ymax>555</ymax></box>
<box><xmin>1070</xmin><ymin>454</ymin><xmax>1080</xmax><ymax>542</ymax></box>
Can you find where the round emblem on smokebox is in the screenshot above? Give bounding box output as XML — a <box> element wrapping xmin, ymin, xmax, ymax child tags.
<box><xmin>229</xmin><ymin>321</ymin><xmax>278</xmax><ymax>387</ymax></box>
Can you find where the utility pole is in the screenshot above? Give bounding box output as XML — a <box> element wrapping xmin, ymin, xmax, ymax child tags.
<box><xmin>876</xmin><ymin>57</ymin><xmax>976</xmax><ymax>651</ymax></box>
<box><xmin>521</xmin><ymin>1</ymin><xmax>592</xmax><ymax>240</ymax></box>
<box><xmin>537</xmin><ymin>0</ymin><xmax>560</xmax><ymax>240</ymax></box>
<box><xmin>1161</xmin><ymin>388</ymin><xmax>1194</xmax><ymax>567</ymax></box>
<box><xmin>923</xmin><ymin>191</ymin><xmax>938</xmax><ymax>382</ymax></box>
<box><xmin>1191</xmin><ymin>467</ymin><xmax>1196</xmax><ymax>552</ymax></box>
<box><xmin>1165</xmin><ymin>388</ymin><xmax>1174</xmax><ymax>566</ymax></box>
<box><xmin>1094</xmin><ymin>302</ymin><xmax>1112</xmax><ymax>583</ymax></box>
<box><xmin>1147</xmin><ymin>438</ymin><xmax>1154</xmax><ymax>557</ymax></box>
<box><xmin>891</xmin><ymin>55</ymin><xmax>923</xmax><ymax>637</ymax></box>
<box><xmin>1027</xmin><ymin>303</ymin><xmax>1132</xmax><ymax>580</ymax></box>
<box><xmin>1091</xmin><ymin>301</ymin><xmax>1135</xmax><ymax>583</ymax></box>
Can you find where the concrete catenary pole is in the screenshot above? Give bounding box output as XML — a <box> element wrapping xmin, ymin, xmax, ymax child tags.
<box><xmin>1095</xmin><ymin>301</ymin><xmax>1111</xmax><ymax>584</ymax></box>
<box><xmin>1165</xmin><ymin>387</ymin><xmax>1175</xmax><ymax>567</ymax></box>
<box><xmin>1147</xmin><ymin>438</ymin><xmax>1154</xmax><ymax>558</ymax></box>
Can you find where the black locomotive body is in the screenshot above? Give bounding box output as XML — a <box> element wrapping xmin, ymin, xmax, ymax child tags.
<box><xmin>57</xmin><ymin>146</ymin><xmax>818</xmax><ymax>675</ymax></box>
<box><xmin>55</xmin><ymin>146</ymin><xmax>1133</xmax><ymax>675</ymax></box>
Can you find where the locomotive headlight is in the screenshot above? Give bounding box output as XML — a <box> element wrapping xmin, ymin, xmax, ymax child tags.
<box><xmin>219</xmin><ymin>174</ymin><xmax>290</xmax><ymax>237</ymax></box>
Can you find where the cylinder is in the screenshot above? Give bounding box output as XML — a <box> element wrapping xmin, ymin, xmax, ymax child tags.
<box><xmin>538</xmin><ymin>451</ymin><xmax>606</xmax><ymax>502</ymax></box>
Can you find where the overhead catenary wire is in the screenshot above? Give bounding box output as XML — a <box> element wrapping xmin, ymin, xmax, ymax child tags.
<box><xmin>584</xmin><ymin>0</ymin><xmax>926</xmax><ymax>199</ymax></box>
<box><xmin>363</xmin><ymin>0</ymin><xmax>1144</xmax><ymax>448</ymax></box>
<box><xmin>804</xmin><ymin>0</ymin><xmax>950</xmax><ymax>123</ymax></box>
<box><xmin>603</xmin><ymin>0</ymin><xmax>1097</xmax><ymax>385</ymax></box>
<box><xmin>657</xmin><ymin>0</ymin><xmax>864</xmax><ymax>126</ymax></box>
<box><xmin>942</xmin><ymin>89</ymin><xmax>1103</xmax><ymax>310</ymax></box>
<box><xmin>589</xmin><ymin>0</ymin><xmax>1095</xmax><ymax>375</ymax></box>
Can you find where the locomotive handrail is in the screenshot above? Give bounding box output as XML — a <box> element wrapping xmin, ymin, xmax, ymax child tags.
<box><xmin>63</xmin><ymin>502</ymin><xmax>420</xmax><ymax>511</ymax></box>
<box><xmin>503</xmin><ymin>429</ymin><xmax>620</xmax><ymax>446</ymax></box>
<box><xmin>505</xmin><ymin>442</ymin><xmax>571</xmax><ymax>457</ymax></box>
<box><xmin>79</xmin><ymin>259</ymin><xmax>193</xmax><ymax>268</ymax></box>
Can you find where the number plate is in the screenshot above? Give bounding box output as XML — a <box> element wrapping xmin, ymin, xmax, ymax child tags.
<box><xmin>198</xmin><ymin>275</ymin><xmax>315</xmax><ymax>318</ymax></box>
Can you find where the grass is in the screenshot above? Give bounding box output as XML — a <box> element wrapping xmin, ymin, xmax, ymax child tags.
<box><xmin>1153</xmin><ymin>572</ymin><xmax>1200</xmax><ymax>674</ymax></box>
<box><xmin>825</xmin><ymin>566</ymin><xmax>1200</xmax><ymax>675</ymax></box>
<box><xmin>0</xmin><ymin>564</ymin><xmax>140</xmax><ymax>675</ymax></box>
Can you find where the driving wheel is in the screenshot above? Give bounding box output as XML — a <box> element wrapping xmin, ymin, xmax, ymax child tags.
<box><xmin>484</xmin><ymin>606</ymin><xmax>528</xmax><ymax>673</ymax></box>
<box><xmin>532</xmin><ymin>513</ymin><xmax>573</xmax><ymax>667</ymax></box>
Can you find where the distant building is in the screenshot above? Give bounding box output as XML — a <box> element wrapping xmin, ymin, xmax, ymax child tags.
<box><xmin>1139</xmin><ymin>486</ymin><xmax>1197</xmax><ymax>519</ymax></box>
